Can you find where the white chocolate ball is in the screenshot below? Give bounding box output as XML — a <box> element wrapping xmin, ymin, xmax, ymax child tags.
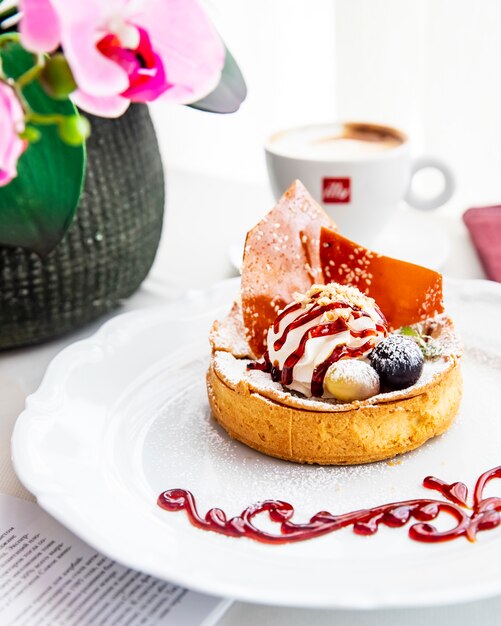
<box><xmin>324</xmin><ymin>360</ymin><xmax>380</xmax><ymax>402</ymax></box>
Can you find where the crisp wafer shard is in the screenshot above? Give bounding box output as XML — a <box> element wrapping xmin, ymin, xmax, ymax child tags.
<box><xmin>320</xmin><ymin>227</ymin><xmax>444</xmax><ymax>330</ymax></box>
<box><xmin>241</xmin><ymin>180</ymin><xmax>336</xmax><ymax>357</ymax></box>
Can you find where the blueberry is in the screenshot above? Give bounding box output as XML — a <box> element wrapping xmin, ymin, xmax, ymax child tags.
<box><xmin>370</xmin><ymin>335</ymin><xmax>424</xmax><ymax>391</ymax></box>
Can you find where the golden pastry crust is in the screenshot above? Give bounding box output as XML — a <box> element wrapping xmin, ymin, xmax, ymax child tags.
<box><xmin>207</xmin><ymin>312</ymin><xmax>462</xmax><ymax>465</ymax></box>
<box><xmin>207</xmin><ymin>361</ymin><xmax>461</xmax><ymax>465</ymax></box>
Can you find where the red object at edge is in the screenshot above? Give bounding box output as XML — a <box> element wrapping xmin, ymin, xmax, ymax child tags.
<box><xmin>463</xmin><ymin>205</ymin><xmax>501</xmax><ymax>282</ymax></box>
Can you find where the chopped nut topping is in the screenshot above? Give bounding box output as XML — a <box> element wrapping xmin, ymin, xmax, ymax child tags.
<box><xmin>293</xmin><ymin>282</ymin><xmax>377</xmax><ymax>310</ymax></box>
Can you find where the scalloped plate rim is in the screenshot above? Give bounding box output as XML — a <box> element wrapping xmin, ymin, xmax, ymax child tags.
<box><xmin>11</xmin><ymin>277</ymin><xmax>501</xmax><ymax>609</ymax></box>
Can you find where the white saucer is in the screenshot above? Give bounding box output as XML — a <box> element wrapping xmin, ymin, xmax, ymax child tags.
<box><xmin>374</xmin><ymin>209</ymin><xmax>451</xmax><ymax>269</ymax></box>
<box><xmin>228</xmin><ymin>209</ymin><xmax>450</xmax><ymax>273</ymax></box>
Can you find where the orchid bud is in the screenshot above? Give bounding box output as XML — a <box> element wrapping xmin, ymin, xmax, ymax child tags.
<box><xmin>19</xmin><ymin>126</ymin><xmax>41</xmax><ymax>143</ymax></box>
<box><xmin>40</xmin><ymin>54</ymin><xmax>77</xmax><ymax>100</ymax></box>
<box><xmin>57</xmin><ymin>114</ymin><xmax>90</xmax><ymax>146</ymax></box>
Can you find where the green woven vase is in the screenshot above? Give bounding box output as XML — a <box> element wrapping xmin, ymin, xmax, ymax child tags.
<box><xmin>0</xmin><ymin>103</ymin><xmax>164</xmax><ymax>350</ymax></box>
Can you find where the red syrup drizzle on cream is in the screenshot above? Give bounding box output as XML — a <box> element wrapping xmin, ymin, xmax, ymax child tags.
<box><xmin>157</xmin><ymin>466</ymin><xmax>501</xmax><ymax>545</ymax></box>
<box><xmin>248</xmin><ymin>300</ymin><xmax>387</xmax><ymax>396</ymax></box>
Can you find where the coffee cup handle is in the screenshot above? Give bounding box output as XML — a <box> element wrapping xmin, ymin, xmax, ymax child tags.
<box><xmin>405</xmin><ymin>156</ymin><xmax>455</xmax><ymax>211</ymax></box>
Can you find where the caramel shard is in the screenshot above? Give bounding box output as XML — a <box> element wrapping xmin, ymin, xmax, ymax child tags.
<box><xmin>241</xmin><ymin>180</ymin><xmax>336</xmax><ymax>357</ymax></box>
<box><xmin>320</xmin><ymin>227</ymin><xmax>444</xmax><ymax>330</ymax></box>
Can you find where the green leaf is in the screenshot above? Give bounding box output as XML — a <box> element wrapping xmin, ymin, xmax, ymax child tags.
<box><xmin>189</xmin><ymin>46</ymin><xmax>247</xmax><ymax>114</ymax></box>
<box><xmin>421</xmin><ymin>340</ymin><xmax>443</xmax><ymax>360</ymax></box>
<box><xmin>398</xmin><ymin>324</ymin><xmax>443</xmax><ymax>359</ymax></box>
<box><xmin>0</xmin><ymin>37</ymin><xmax>86</xmax><ymax>256</ymax></box>
<box><xmin>399</xmin><ymin>326</ymin><xmax>419</xmax><ymax>337</ymax></box>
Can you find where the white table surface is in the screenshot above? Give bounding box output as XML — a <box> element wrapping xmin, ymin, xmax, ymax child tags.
<box><xmin>3</xmin><ymin>169</ymin><xmax>497</xmax><ymax>625</ymax></box>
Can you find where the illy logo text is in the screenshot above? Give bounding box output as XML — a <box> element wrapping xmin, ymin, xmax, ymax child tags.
<box><xmin>322</xmin><ymin>177</ymin><xmax>351</xmax><ymax>204</ymax></box>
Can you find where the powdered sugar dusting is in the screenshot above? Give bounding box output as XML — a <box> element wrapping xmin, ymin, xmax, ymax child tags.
<box><xmin>325</xmin><ymin>360</ymin><xmax>380</xmax><ymax>400</ymax></box>
<box><xmin>142</xmin><ymin>356</ymin><xmax>398</xmax><ymax>514</ymax></box>
<box><xmin>371</xmin><ymin>335</ymin><xmax>423</xmax><ymax>375</ymax></box>
<box><xmin>139</xmin><ymin>333</ymin><xmax>490</xmax><ymax>522</ymax></box>
<box><xmin>214</xmin><ymin>345</ymin><xmax>453</xmax><ymax>411</ymax></box>
<box><xmin>241</xmin><ymin>180</ymin><xmax>335</xmax><ymax>357</ymax></box>
<box><xmin>328</xmin><ymin>359</ymin><xmax>378</xmax><ymax>387</ymax></box>
<box><xmin>209</xmin><ymin>301</ymin><xmax>253</xmax><ymax>358</ymax></box>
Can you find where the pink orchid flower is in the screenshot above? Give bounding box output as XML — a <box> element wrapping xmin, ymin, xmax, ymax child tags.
<box><xmin>0</xmin><ymin>83</ymin><xmax>27</xmax><ymax>187</ymax></box>
<box><xmin>20</xmin><ymin>0</ymin><xmax>226</xmax><ymax>117</ymax></box>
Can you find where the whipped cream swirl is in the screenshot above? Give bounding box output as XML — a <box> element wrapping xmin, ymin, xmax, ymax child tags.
<box><xmin>266</xmin><ymin>283</ymin><xmax>388</xmax><ymax>397</ymax></box>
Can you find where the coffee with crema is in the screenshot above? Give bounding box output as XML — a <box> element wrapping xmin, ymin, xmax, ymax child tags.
<box><xmin>269</xmin><ymin>123</ymin><xmax>405</xmax><ymax>161</ymax></box>
<box><xmin>265</xmin><ymin>121</ymin><xmax>454</xmax><ymax>243</ymax></box>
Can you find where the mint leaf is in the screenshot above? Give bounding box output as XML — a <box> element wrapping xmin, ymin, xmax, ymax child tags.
<box><xmin>398</xmin><ymin>325</ymin><xmax>443</xmax><ymax>360</ymax></box>
<box><xmin>400</xmin><ymin>326</ymin><xmax>419</xmax><ymax>337</ymax></box>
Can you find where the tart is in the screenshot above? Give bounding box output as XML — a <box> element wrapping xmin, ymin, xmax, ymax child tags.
<box><xmin>208</xmin><ymin>181</ymin><xmax>462</xmax><ymax>465</ymax></box>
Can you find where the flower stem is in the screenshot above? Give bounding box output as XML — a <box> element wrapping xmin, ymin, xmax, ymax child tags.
<box><xmin>25</xmin><ymin>111</ymin><xmax>64</xmax><ymax>126</ymax></box>
<box><xmin>16</xmin><ymin>54</ymin><xmax>46</xmax><ymax>88</ymax></box>
<box><xmin>0</xmin><ymin>31</ymin><xmax>18</xmax><ymax>46</ymax></box>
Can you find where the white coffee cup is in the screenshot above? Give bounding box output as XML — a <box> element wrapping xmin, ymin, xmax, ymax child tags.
<box><xmin>265</xmin><ymin>122</ymin><xmax>455</xmax><ymax>244</ymax></box>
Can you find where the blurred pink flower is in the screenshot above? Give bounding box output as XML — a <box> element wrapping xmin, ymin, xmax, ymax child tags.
<box><xmin>19</xmin><ymin>0</ymin><xmax>61</xmax><ymax>53</ymax></box>
<box><xmin>0</xmin><ymin>83</ymin><xmax>27</xmax><ymax>187</ymax></box>
<box><xmin>19</xmin><ymin>0</ymin><xmax>226</xmax><ymax>118</ymax></box>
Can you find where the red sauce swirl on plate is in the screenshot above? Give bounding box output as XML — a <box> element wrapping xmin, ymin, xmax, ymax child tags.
<box><xmin>158</xmin><ymin>466</ymin><xmax>501</xmax><ymax>545</ymax></box>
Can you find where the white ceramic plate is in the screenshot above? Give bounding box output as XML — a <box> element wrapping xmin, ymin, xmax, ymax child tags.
<box><xmin>12</xmin><ymin>278</ymin><xmax>501</xmax><ymax>609</ymax></box>
<box><xmin>228</xmin><ymin>209</ymin><xmax>450</xmax><ymax>272</ymax></box>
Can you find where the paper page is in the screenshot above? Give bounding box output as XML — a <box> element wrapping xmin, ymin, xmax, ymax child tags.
<box><xmin>0</xmin><ymin>494</ymin><xmax>230</xmax><ymax>626</ymax></box>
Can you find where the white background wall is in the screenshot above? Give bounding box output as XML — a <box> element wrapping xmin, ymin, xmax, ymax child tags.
<box><xmin>335</xmin><ymin>0</ymin><xmax>501</xmax><ymax>214</ymax></box>
<box><xmin>150</xmin><ymin>0</ymin><xmax>337</xmax><ymax>184</ymax></box>
<box><xmin>151</xmin><ymin>0</ymin><xmax>501</xmax><ymax>215</ymax></box>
